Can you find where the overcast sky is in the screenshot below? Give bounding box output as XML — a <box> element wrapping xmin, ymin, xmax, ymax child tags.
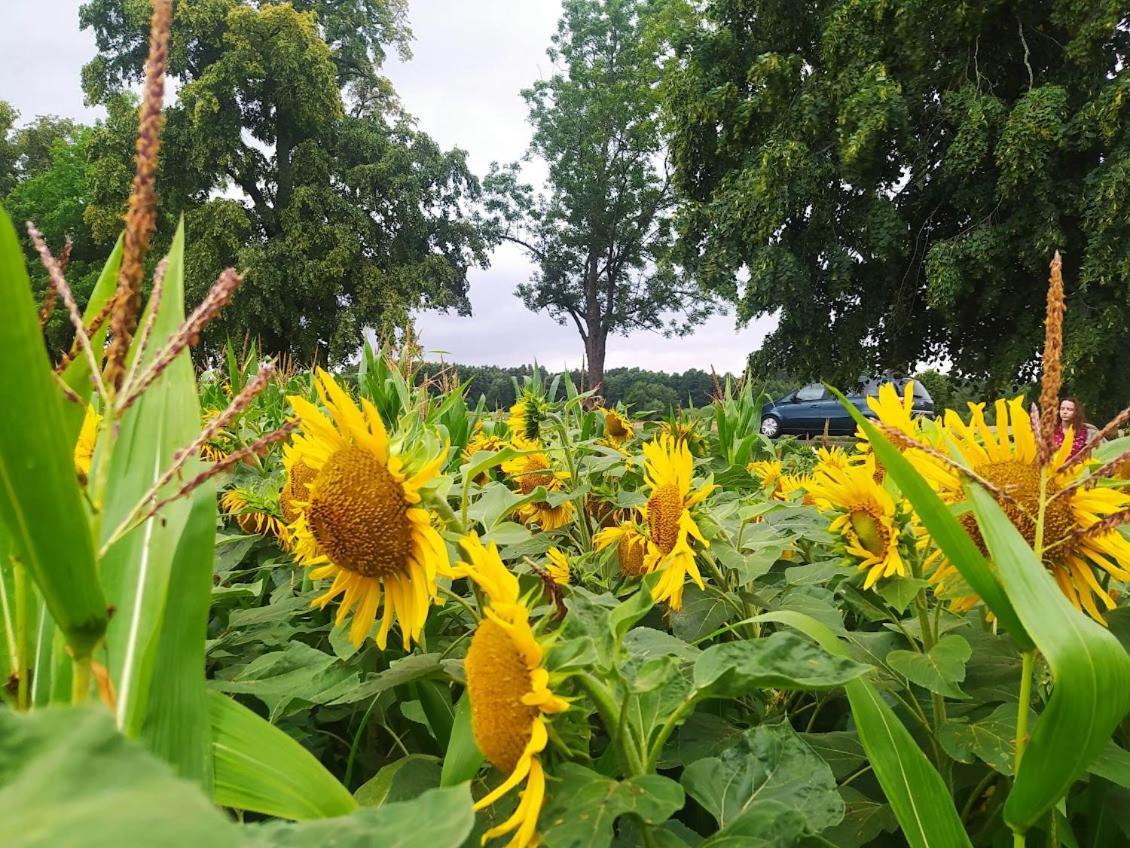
<box><xmin>1</xmin><ymin>0</ymin><xmax>775</xmax><ymax>374</ymax></box>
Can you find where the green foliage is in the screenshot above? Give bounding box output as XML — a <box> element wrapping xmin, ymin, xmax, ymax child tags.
<box><xmin>484</xmin><ymin>0</ymin><xmax>712</xmax><ymax>389</ymax></box>
<box><xmin>665</xmin><ymin>0</ymin><xmax>1130</xmax><ymax>417</ymax></box>
<box><xmin>76</xmin><ymin>0</ymin><xmax>491</xmax><ymax>365</ymax></box>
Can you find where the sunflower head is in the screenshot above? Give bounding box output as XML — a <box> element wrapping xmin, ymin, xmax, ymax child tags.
<box><xmin>284</xmin><ymin>369</ymin><xmax>451</xmax><ymax>648</ymax></box>
<box><xmin>544</xmin><ymin>547</ymin><xmax>571</xmax><ymax>585</ymax></box>
<box><xmin>806</xmin><ymin>459</ymin><xmax>905</xmax><ymax>589</ymax></box>
<box><xmin>221</xmin><ymin>486</ymin><xmax>286</xmax><ymax>538</ymax></box>
<box><xmin>594</xmin><ymin>521</ymin><xmax>650</xmax><ymax>578</ymax></box>
<box><xmin>509</xmin><ymin>389</ymin><xmax>549</xmax><ymax>445</ymax></box>
<box><xmin>503</xmin><ymin>443</ymin><xmax>575</xmax><ymax>530</ymax></box>
<box><xmin>456</xmin><ymin>534</ymin><xmax>567</xmax><ymax>847</ymax></box>
<box><xmin>602</xmin><ymin>408</ymin><xmax>634</xmax><ymax>447</ymax></box>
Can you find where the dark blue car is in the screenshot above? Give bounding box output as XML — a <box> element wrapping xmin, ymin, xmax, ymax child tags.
<box><xmin>759</xmin><ymin>377</ymin><xmax>934</xmax><ymax>438</ymax></box>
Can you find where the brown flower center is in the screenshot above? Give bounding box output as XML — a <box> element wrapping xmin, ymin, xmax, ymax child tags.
<box><xmin>647</xmin><ymin>483</ymin><xmax>683</xmax><ymax>554</ymax></box>
<box><xmin>849</xmin><ymin>506</ymin><xmax>888</xmax><ymax>557</ymax></box>
<box><xmin>959</xmin><ymin>459</ymin><xmax>1075</xmax><ymax>564</ymax></box>
<box><xmin>617</xmin><ymin>534</ymin><xmax>647</xmax><ymax>577</ymax></box>
<box><xmin>306</xmin><ymin>446</ymin><xmax>411</xmax><ymax>578</ymax></box>
<box><xmin>515</xmin><ymin>456</ymin><xmax>554</xmax><ymax>495</ymax></box>
<box><xmin>465</xmin><ymin>618</ymin><xmax>536</xmax><ymax>773</ymax></box>
<box><xmin>605</xmin><ymin>412</ymin><xmax>629</xmax><ymax>438</ymax></box>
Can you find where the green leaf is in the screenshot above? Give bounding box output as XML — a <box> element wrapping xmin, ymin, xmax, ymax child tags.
<box><xmin>939</xmin><ymin>702</ymin><xmax>1027</xmax><ymax>774</ymax></box>
<box><xmin>669</xmin><ymin>582</ymin><xmax>731</xmax><ymax>642</ymax></box>
<box><xmin>328</xmin><ymin>652</ymin><xmax>443</xmax><ymax>706</ymax></box>
<box><xmin>693</xmin><ymin>631</ymin><xmax>870</xmax><ymax>698</ymax></box>
<box><xmin>682</xmin><ymin>723</ymin><xmax>843</xmax><ymax>839</ymax></box>
<box><xmin>834</xmin><ymin>389</ymin><xmax>1032</xmax><ymax>649</ymax></box>
<box><xmin>0</xmin><ymin>706</ymin><xmax>237</xmax><ymax>847</ymax></box>
<box><xmin>819</xmin><ymin>787</ymin><xmax>898</xmax><ymax>848</ymax></box>
<box><xmin>965</xmin><ymin>482</ymin><xmax>1130</xmax><ymax>831</ymax></box>
<box><xmin>887</xmin><ymin>634</ymin><xmax>972</xmax><ymax>699</ymax></box>
<box><xmin>141</xmin><ymin>485</ymin><xmax>216</xmax><ymax>785</ymax></box>
<box><xmin>99</xmin><ymin>222</ymin><xmax>202</xmax><ymax>734</ymax></box>
<box><xmin>539</xmin><ymin>763</ymin><xmax>684</xmax><ymax>848</ymax></box>
<box><xmin>799</xmin><ymin>731</ymin><xmax>867</xmax><ymax>781</ymax></box>
<box><xmin>208</xmin><ymin>690</ymin><xmax>356</xmax><ymax>820</ymax></box>
<box><xmin>249</xmin><ymin>784</ymin><xmax>476</xmax><ymax>848</ymax></box>
<box><xmin>440</xmin><ymin>692</ymin><xmax>484</xmax><ymax>788</ymax></box>
<box><xmin>211</xmin><ymin>642</ymin><xmax>358</xmax><ymax>721</ymax></box>
<box><xmin>875</xmin><ymin>575</ymin><xmax>929</xmax><ymax>613</ymax></box>
<box><xmin>1088</xmin><ymin>742</ymin><xmax>1130</xmax><ymax>790</ymax></box>
<box><xmin>754</xmin><ymin>611</ymin><xmax>971</xmax><ymax>848</ymax></box>
<box><xmin>0</xmin><ymin>207</ymin><xmax>107</xmax><ymax>659</ymax></box>
<box><xmin>355</xmin><ymin>755</ymin><xmax>442</xmax><ymax>807</ymax></box>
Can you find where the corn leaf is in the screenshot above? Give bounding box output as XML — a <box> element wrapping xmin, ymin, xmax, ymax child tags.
<box><xmin>755</xmin><ymin>611</ymin><xmax>971</xmax><ymax>848</ymax></box>
<box><xmin>209</xmin><ymin>690</ymin><xmax>358</xmax><ymax>820</ymax></box>
<box><xmin>0</xmin><ymin>206</ymin><xmax>107</xmax><ymax>659</ymax></box>
<box><xmin>100</xmin><ymin>221</ymin><xmax>200</xmax><ymax>735</ymax></box>
<box><xmin>440</xmin><ymin>692</ymin><xmax>484</xmax><ymax>787</ymax></box>
<box><xmin>965</xmin><ymin>483</ymin><xmax>1130</xmax><ymax>832</ymax></box>
<box><xmin>141</xmin><ymin>484</ymin><xmax>216</xmax><ymax>786</ymax></box>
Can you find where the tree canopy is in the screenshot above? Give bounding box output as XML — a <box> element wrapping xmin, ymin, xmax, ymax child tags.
<box><xmin>665</xmin><ymin>0</ymin><xmax>1130</xmax><ymax>415</ymax></box>
<box><xmin>78</xmin><ymin>0</ymin><xmax>491</xmax><ymax>364</ymax></box>
<box><xmin>486</xmin><ymin>0</ymin><xmax>711</xmax><ymax>391</ymax></box>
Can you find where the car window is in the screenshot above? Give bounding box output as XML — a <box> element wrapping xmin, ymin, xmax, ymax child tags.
<box><xmin>795</xmin><ymin>383</ymin><xmax>827</xmax><ymax>402</ymax></box>
<box><xmin>911</xmin><ymin>380</ymin><xmax>933</xmax><ymax>402</ymax></box>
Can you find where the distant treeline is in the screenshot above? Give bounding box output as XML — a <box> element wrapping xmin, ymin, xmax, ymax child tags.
<box><xmin>416</xmin><ymin>362</ymin><xmax>801</xmax><ymax>413</ymax></box>
<box><xmin>416</xmin><ymin>361</ymin><xmax>1004</xmax><ymax>419</ymax></box>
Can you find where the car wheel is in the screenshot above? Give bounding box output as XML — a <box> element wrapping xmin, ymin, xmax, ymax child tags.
<box><xmin>760</xmin><ymin>416</ymin><xmax>781</xmax><ymax>438</ymax></box>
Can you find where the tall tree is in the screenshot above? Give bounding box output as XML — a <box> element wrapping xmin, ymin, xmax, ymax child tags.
<box><xmin>665</xmin><ymin>0</ymin><xmax>1130</xmax><ymax>416</ymax></box>
<box><xmin>79</xmin><ymin>0</ymin><xmax>492</xmax><ymax>363</ymax></box>
<box><xmin>486</xmin><ymin>0</ymin><xmax>711</xmax><ymax>391</ymax></box>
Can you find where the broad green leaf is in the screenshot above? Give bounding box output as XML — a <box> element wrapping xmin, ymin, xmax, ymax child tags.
<box><xmin>876</xmin><ymin>575</ymin><xmax>929</xmax><ymax>613</ymax></box>
<box><xmin>440</xmin><ymin>691</ymin><xmax>485</xmax><ymax>787</ymax></box>
<box><xmin>820</xmin><ymin>786</ymin><xmax>898</xmax><ymax>848</ymax></box>
<box><xmin>100</xmin><ymin>222</ymin><xmax>201</xmax><ymax>733</ymax></box>
<box><xmin>248</xmin><ymin>784</ymin><xmax>476</xmax><ymax>848</ymax></box>
<box><xmin>835</xmin><ymin>390</ymin><xmax>1032</xmax><ymax>649</ymax></box>
<box><xmin>209</xmin><ymin>690</ymin><xmax>356</xmax><ymax>820</ymax></box>
<box><xmin>669</xmin><ymin>582</ymin><xmax>732</xmax><ymax>642</ymax></box>
<box><xmin>211</xmin><ymin>641</ymin><xmax>358</xmax><ymax>721</ymax></box>
<box><xmin>754</xmin><ymin>611</ymin><xmax>972</xmax><ymax>848</ymax></box>
<box><xmin>59</xmin><ymin>234</ymin><xmax>122</xmax><ymax>436</ymax></box>
<box><xmin>965</xmin><ymin>483</ymin><xmax>1130</xmax><ymax>831</ymax></box>
<box><xmin>697</xmin><ymin>803</ymin><xmax>806</xmax><ymax>848</ymax></box>
<box><xmin>141</xmin><ymin>485</ymin><xmax>215</xmax><ymax>785</ymax></box>
<box><xmin>799</xmin><ymin>731</ymin><xmax>867</xmax><ymax>781</ymax></box>
<box><xmin>682</xmin><ymin>723</ymin><xmax>843</xmax><ymax>838</ymax></box>
<box><xmin>538</xmin><ymin>763</ymin><xmax>684</xmax><ymax>848</ymax></box>
<box><xmin>0</xmin><ymin>706</ymin><xmax>238</xmax><ymax>847</ymax></box>
<box><xmin>1089</xmin><ymin>742</ymin><xmax>1130</xmax><ymax>790</ymax></box>
<box><xmin>0</xmin><ymin>206</ymin><xmax>106</xmax><ymax>659</ymax></box>
<box><xmin>887</xmin><ymin>634</ymin><xmax>972</xmax><ymax>699</ymax></box>
<box><xmin>939</xmin><ymin>702</ymin><xmax>1028</xmax><ymax>774</ymax></box>
<box><xmin>693</xmin><ymin>631</ymin><xmax>870</xmax><ymax>698</ymax></box>
<box><xmin>355</xmin><ymin>755</ymin><xmax>442</xmax><ymax>807</ymax></box>
<box><xmin>328</xmin><ymin>652</ymin><xmax>443</xmax><ymax>706</ymax></box>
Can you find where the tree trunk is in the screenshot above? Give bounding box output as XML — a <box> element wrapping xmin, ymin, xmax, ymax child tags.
<box><xmin>585</xmin><ymin>331</ymin><xmax>606</xmax><ymax>395</ymax></box>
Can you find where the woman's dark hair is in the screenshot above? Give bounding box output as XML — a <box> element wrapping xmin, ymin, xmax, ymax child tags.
<box><xmin>1060</xmin><ymin>396</ymin><xmax>1087</xmax><ymax>428</ymax></box>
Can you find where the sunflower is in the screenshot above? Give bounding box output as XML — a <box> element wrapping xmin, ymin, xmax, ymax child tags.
<box><xmin>456</xmin><ymin>533</ymin><xmax>568</xmax><ymax>848</ymax></box>
<box><xmin>221</xmin><ymin>487</ymin><xmax>286</xmax><ymax>538</ymax></box>
<box><xmin>279</xmin><ymin>454</ymin><xmax>318</xmax><ymax>524</ymax></box>
<box><xmin>748</xmin><ymin>459</ymin><xmax>784</xmax><ymax>496</ymax></box>
<box><xmin>509</xmin><ymin>391</ymin><xmax>548</xmax><ymax>445</ymax></box>
<box><xmin>630</xmin><ymin>436</ymin><xmax>715</xmax><ymax>609</ymax></box>
<box><xmin>463</xmin><ymin>424</ymin><xmax>508</xmax><ymax>484</ymax></box>
<box><xmin>74</xmin><ymin>404</ymin><xmax>101</xmax><ymax>480</ymax></box>
<box><xmin>544</xmin><ymin>547</ymin><xmax>571</xmax><ymax>585</ymax></box>
<box><xmin>892</xmin><ymin>396</ymin><xmax>1130</xmax><ymax>621</ymax></box>
<box><xmin>593</xmin><ymin>520</ymin><xmax>650</xmax><ymax>578</ymax></box>
<box><xmin>805</xmin><ymin>456</ymin><xmax>906</xmax><ymax>589</ymax></box>
<box><xmin>502</xmin><ymin>442</ymin><xmax>576</xmax><ymax>531</ymax></box>
<box><xmin>284</xmin><ymin>369</ymin><xmax>451</xmax><ymax>648</ymax></box>
<box><xmin>602</xmin><ymin>408</ymin><xmax>634</xmax><ymax>448</ymax></box>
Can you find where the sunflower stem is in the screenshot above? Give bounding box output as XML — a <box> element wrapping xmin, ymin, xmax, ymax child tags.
<box><xmin>578</xmin><ymin>673</ymin><xmax>642</xmax><ymax>776</ymax></box>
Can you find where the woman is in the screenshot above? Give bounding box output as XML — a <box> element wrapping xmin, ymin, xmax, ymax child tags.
<box><xmin>1054</xmin><ymin>397</ymin><xmax>1088</xmax><ymax>458</ymax></box>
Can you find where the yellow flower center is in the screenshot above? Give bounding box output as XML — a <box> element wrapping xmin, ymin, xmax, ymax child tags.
<box><xmin>306</xmin><ymin>445</ymin><xmax>411</xmax><ymax>578</ymax></box>
<box><xmin>647</xmin><ymin>483</ymin><xmax>683</xmax><ymax>554</ymax></box>
<box><xmin>849</xmin><ymin>506</ymin><xmax>888</xmax><ymax>557</ymax></box>
<box><xmin>618</xmin><ymin>535</ymin><xmax>647</xmax><ymax>577</ymax></box>
<box><xmin>465</xmin><ymin>618</ymin><xmax>536</xmax><ymax>773</ymax></box>
<box><xmin>961</xmin><ymin>459</ymin><xmax>1075</xmax><ymax>562</ymax></box>
<box><xmin>281</xmin><ymin>461</ymin><xmax>318</xmax><ymax>524</ymax></box>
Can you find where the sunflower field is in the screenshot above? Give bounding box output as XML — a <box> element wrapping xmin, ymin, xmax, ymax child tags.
<box><xmin>4</xmin><ymin>6</ymin><xmax>1130</xmax><ymax>848</ymax></box>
